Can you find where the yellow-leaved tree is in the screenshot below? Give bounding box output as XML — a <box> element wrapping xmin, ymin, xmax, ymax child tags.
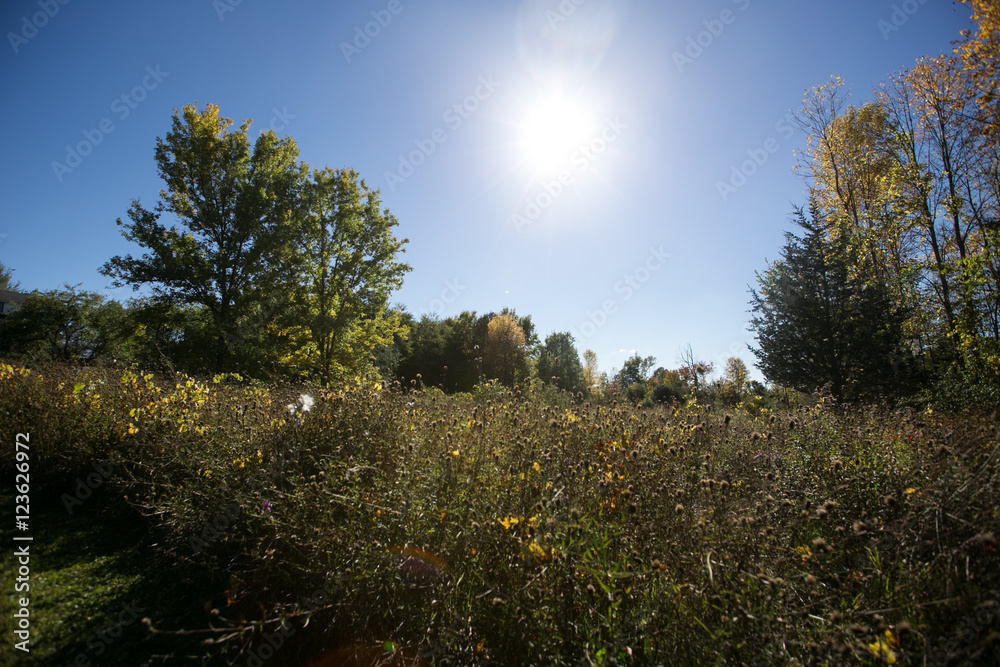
<box><xmin>484</xmin><ymin>314</ymin><xmax>527</xmax><ymax>387</ymax></box>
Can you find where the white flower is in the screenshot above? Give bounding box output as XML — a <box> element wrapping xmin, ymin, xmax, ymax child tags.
<box><xmin>287</xmin><ymin>393</ymin><xmax>314</xmax><ymax>418</ymax></box>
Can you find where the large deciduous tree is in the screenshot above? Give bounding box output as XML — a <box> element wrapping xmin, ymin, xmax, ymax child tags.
<box><xmin>101</xmin><ymin>103</ymin><xmax>306</xmax><ymax>372</ymax></box>
<box><xmin>582</xmin><ymin>349</ymin><xmax>600</xmax><ymax>396</ymax></box>
<box><xmin>797</xmin><ymin>55</ymin><xmax>1000</xmax><ymax>386</ymax></box>
<box><xmin>285</xmin><ymin>167</ymin><xmax>410</xmax><ymax>382</ymax></box>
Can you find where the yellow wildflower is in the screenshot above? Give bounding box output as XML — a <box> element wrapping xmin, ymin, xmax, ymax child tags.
<box><xmin>498</xmin><ymin>516</ymin><xmax>521</xmax><ymax>530</ymax></box>
<box><xmin>868</xmin><ymin>630</ymin><xmax>898</xmax><ymax>664</ymax></box>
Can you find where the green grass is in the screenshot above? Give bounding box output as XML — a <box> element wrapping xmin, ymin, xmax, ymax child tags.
<box><xmin>1</xmin><ymin>481</ymin><xmax>221</xmax><ymax>666</ymax></box>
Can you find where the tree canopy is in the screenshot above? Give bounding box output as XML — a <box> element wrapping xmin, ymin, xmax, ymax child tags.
<box><xmin>101</xmin><ymin>103</ymin><xmax>307</xmax><ymax>371</ymax></box>
<box><xmin>284</xmin><ymin>167</ymin><xmax>410</xmax><ymax>381</ymax></box>
<box><xmin>98</xmin><ymin>103</ymin><xmax>409</xmax><ymax>379</ymax></box>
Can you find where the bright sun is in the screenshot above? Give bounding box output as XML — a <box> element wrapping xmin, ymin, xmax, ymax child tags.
<box><xmin>518</xmin><ymin>91</ymin><xmax>596</xmax><ymax>176</ymax></box>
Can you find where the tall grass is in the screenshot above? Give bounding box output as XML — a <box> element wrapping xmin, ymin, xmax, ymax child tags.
<box><xmin>2</xmin><ymin>362</ymin><xmax>998</xmax><ymax>665</ymax></box>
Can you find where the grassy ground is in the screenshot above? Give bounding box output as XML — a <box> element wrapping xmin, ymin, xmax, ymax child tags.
<box><xmin>0</xmin><ymin>479</ymin><xmax>225</xmax><ymax>666</ymax></box>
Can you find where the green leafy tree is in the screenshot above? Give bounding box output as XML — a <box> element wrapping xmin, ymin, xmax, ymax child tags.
<box><xmin>0</xmin><ymin>261</ymin><xmax>20</xmax><ymax>292</ymax></box>
<box><xmin>444</xmin><ymin>311</ymin><xmax>482</xmax><ymax>392</ymax></box>
<box><xmin>101</xmin><ymin>103</ymin><xmax>306</xmax><ymax>372</ymax></box>
<box><xmin>284</xmin><ymin>167</ymin><xmax>410</xmax><ymax>382</ymax></box>
<box><xmin>0</xmin><ymin>285</ymin><xmax>121</xmax><ymax>361</ymax></box>
<box><xmin>749</xmin><ymin>204</ymin><xmax>910</xmax><ymax>401</ymax></box>
<box><xmin>119</xmin><ymin>298</ymin><xmax>216</xmax><ymax>372</ymax></box>
<box><xmin>615</xmin><ymin>353</ymin><xmax>656</xmax><ymax>403</ymax></box>
<box><xmin>647</xmin><ymin>367</ymin><xmax>688</xmax><ymax>405</ymax></box>
<box><xmin>396</xmin><ymin>314</ymin><xmax>452</xmax><ymax>389</ymax></box>
<box><xmin>536</xmin><ymin>332</ymin><xmax>585</xmax><ymax>393</ymax></box>
<box><xmin>372</xmin><ymin>306</ymin><xmax>412</xmax><ymax>382</ymax></box>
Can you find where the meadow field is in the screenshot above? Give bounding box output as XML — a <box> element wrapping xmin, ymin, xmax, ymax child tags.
<box><xmin>2</xmin><ymin>362</ymin><xmax>998</xmax><ymax>666</ymax></box>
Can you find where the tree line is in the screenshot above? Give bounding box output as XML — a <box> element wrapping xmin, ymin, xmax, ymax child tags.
<box><xmin>2</xmin><ymin>254</ymin><xmax>758</xmax><ymax>406</ymax></box>
<box><xmin>749</xmin><ymin>0</ymin><xmax>999</xmax><ymax>406</ymax></box>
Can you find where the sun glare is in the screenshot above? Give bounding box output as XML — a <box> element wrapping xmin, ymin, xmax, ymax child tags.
<box><xmin>518</xmin><ymin>91</ymin><xmax>596</xmax><ymax>176</ymax></box>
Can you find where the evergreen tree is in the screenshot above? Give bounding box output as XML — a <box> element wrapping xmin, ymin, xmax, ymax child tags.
<box><xmin>749</xmin><ymin>204</ymin><xmax>910</xmax><ymax>401</ymax></box>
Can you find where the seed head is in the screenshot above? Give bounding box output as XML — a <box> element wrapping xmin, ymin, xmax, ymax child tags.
<box><xmin>812</xmin><ymin>537</ymin><xmax>832</xmax><ymax>552</ymax></box>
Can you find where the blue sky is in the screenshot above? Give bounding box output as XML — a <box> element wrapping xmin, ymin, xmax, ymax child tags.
<box><xmin>0</xmin><ymin>0</ymin><xmax>974</xmax><ymax>381</ymax></box>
